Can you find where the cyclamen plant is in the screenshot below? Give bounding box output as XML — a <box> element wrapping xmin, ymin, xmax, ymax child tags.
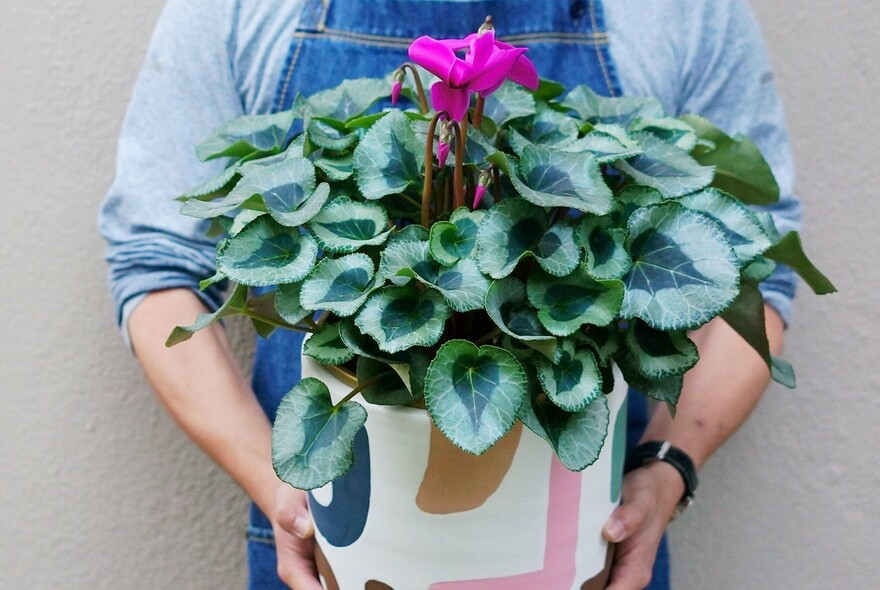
<box><xmin>170</xmin><ymin>20</ymin><xmax>834</xmax><ymax>490</ymax></box>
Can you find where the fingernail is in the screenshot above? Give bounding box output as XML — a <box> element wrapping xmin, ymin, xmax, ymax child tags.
<box><xmin>293</xmin><ymin>516</ymin><xmax>313</xmax><ymax>539</ymax></box>
<box><xmin>604</xmin><ymin>518</ymin><xmax>626</xmax><ymax>542</ymax></box>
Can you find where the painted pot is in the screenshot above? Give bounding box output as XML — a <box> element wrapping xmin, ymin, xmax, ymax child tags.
<box><xmin>302</xmin><ymin>354</ymin><xmax>629</xmax><ymax>590</ymax></box>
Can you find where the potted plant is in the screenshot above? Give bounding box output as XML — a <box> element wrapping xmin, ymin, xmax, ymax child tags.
<box><xmin>169</xmin><ymin>21</ymin><xmax>834</xmax><ymax>589</ymax></box>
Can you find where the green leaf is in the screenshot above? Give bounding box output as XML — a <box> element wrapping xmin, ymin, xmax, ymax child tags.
<box><xmin>337</xmin><ymin>318</ymin><xmax>409</xmax><ymax>365</ymax></box>
<box><xmin>518</xmin><ymin>376</ymin><xmax>610</xmax><ymax>471</ymax></box>
<box><xmin>312</xmin><ymin>152</ymin><xmax>354</xmax><ymax>181</ymax></box>
<box><xmin>562</xmin><ymin>85</ymin><xmax>664</xmax><ymax>126</ymax></box>
<box><xmin>271</xmin><ymin>378</ymin><xmax>367</xmax><ymax>490</ymax></box>
<box><xmin>196</xmin><ymin>110</ymin><xmax>296</xmax><ymax>161</ymax></box>
<box><xmin>354</xmin><ymin>286</ymin><xmax>451</xmax><ymax>353</ymax></box>
<box><xmin>680</xmin><ymin>114</ymin><xmax>779</xmax><ymax>205</ymax></box>
<box><xmin>485</xmin><ymin>277</ymin><xmax>557</xmax><ymax>343</ymax></box>
<box><xmin>617</xmin><ymin>354</ymin><xmax>684</xmax><ymax>409</ymax></box>
<box><xmin>621</xmin><ymin>203</ymin><xmax>740</xmax><ymax>330</ymax></box>
<box><xmin>425</xmin><ymin>341</ymin><xmax>528</xmax><ymax>455</ymax></box>
<box><xmin>623</xmin><ymin>320</ymin><xmax>699</xmax><ymax>378</ymax></box>
<box><xmin>481</xmin><ymin>80</ymin><xmax>537</xmax><ymax>126</ymax></box>
<box><xmin>242</xmin><ymin>158</ymin><xmax>331</xmax><ymax>227</ymax></box>
<box><xmin>217</xmin><ymin>216</ymin><xmax>319</xmax><ymax>287</ymax></box>
<box><xmin>356</xmin><ymin>356</ymin><xmax>422</xmax><ymax>406</ymax></box>
<box><xmin>679</xmin><ymin>188</ymin><xmax>771</xmax><ymax>266</ymax></box>
<box><xmin>631</xmin><ymin>117</ymin><xmax>698</xmax><ymax>152</ymax></box>
<box><xmin>306</xmin><ymin>119</ymin><xmax>357</xmax><ymax>152</ymax></box>
<box><xmin>720</xmin><ymin>277</ymin><xmax>771</xmax><ymax>367</ymax></box>
<box><xmin>353</xmin><ymin>110</ymin><xmax>425</xmax><ymax>200</ymax></box>
<box><xmin>575</xmin><ymin>217</ymin><xmax>632</xmax><ymax>281</ymax></box>
<box><xmin>763</xmin><ymin>231</ymin><xmax>836</xmax><ymax>294</ymax></box>
<box><xmin>303</xmin><ymin>322</ymin><xmax>356</xmax><ymax>365</ymax></box>
<box><xmin>517</xmin><ymin>107</ymin><xmax>580</xmax><ymax>148</ymax></box>
<box><xmin>380</xmin><ymin>239</ymin><xmax>490</xmax><ymax>312</ymax></box>
<box><xmin>308</xmin><ymin>197</ymin><xmax>392</xmax><ymax>254</ymax></box>
<box><xmin>300</xmin><ymin>253</ymin><xmax>379</xmax><ymax>317</ymax></box>
<box><xmin>527</xmin><ymin>268</ymin><xmax>624</xmax><ymax>336</ymax></box>
<box><xmin>560</xmin><ymin>123</ymin><xmax>642</xmax><ymax>163</ymax></box>
<box><xmin>771</xmin><ymin>356</ymin><xmax>796</xmax><ymax>389</ymax></box>
<box><xmin>578</xmin><ymin>326</ymin><xmax>621</xmax><ymax>365</ymax></box>
<box><xmin>534</xmin><ymin>341</ymin><xmax>602</xmax><ymax>411</ymax></box>
<box><xmin>274</xmin><ymin>282</ymin><xmax>308</xmax><ymax>325</ymax></box>
<box><xmin>230</xmin><ymin>210</ymin><xmax>266</xmax><ymax>236</ymax></box>
<box><xmin>474</xmin><ymin>198</ymin><xmax>580</xmax><ymax>279</ymax></box>
<box><xmin>305</xmin><ymin>78</ymin><xmax>391</xmax><ymax>121</ymax></box>
<box><xmin>182</xmin><ymin>165</ymin><xmax>240</xmax><ymax>199</ymax></box>
<box><xmin>428</xmin><ymin>208</ymin><xmax>486</xmax><ymax>266</ymax></box>
<box><xmin>166</xmin><ymin>283</ymin><xmax>248</xmax><ymax>346</ymax></box>
<box><xmin>615</xmin><ymin>133</ymin><xmax>714</xmax><ymax>198</ymax></box>
<box><xmin>743</xmin><ymin>256</ymin><xmax>777</xmax><ymax>282</ymax></box>
<box><xmin>505</xmin><ymin>145</ymin><xmax>614</xmax><ymax>214</ymax></box>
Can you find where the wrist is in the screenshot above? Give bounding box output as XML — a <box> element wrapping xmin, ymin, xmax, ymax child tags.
<box><xmin>625</xmin><ymin>440</ymin><xmax>698</xmax><ymax>519</ymax></box>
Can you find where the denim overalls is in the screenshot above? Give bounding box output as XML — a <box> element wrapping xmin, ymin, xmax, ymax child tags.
<box><xmin>247</xmin><ymin>1</ymin><xmax>669</xmax><ymax>588</ymax></box>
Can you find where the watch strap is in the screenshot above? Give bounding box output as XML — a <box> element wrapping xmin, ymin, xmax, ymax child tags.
<box><xmin>624</xmin><ymin>440</ymin><xmax>698</xmax><ymax>519</ymax></box>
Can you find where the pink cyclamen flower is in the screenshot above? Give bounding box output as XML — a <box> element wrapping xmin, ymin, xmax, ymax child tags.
<box><xmin>408</xmin><ymin>30</ymin><xmax>539</xmax><ymax>121</ymax></box>
<box><xmin>437</xmin><ymin>119</ymin><xmax>454</xmax><ymax>167</ymax></box>
<box><xmin>391</xmin><ymin>80</ymin><xmax>403</xmax><ymax>105</ymax></box>
<box><xmin>473</xmin><ymin>168</ymin><xmax>493</xmax><ymax>208</ymax></box>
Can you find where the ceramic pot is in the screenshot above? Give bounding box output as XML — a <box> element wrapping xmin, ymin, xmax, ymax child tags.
<box><xmin>302</xmin><ymin>354</ymin><xmax>628</xmax><ymax>590</ymax></box>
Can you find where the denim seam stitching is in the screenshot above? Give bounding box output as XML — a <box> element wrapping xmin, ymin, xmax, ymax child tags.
<box><xmin>278</xmin><ymin>38</ymin><xmax>306</xmax><ymax>110</ymax></box>
<box><xmin>292</xmin><ymin>30</ymin><xmax>608</xmax><ymax>49</ymax></box>
<box><xmin>589</xmin><ymin>0</ymin><xmax>616</xmax><ymax>96</ymax></box>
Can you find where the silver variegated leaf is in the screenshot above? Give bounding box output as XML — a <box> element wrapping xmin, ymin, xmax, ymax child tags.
<box><xmin>300</xmin><ymin>253</ymin><xmax>380</xmax><ymax>317</ymax></box>
<box><xmin>630</xmin><ymin>117</ymin><xmax>698</xmax><ymax>152</ymax></box>
<box><xmin>623</xmin><ymin>320</ymin><xmax>699</xmax><ymax>379</ymax></box>
<box><xmin>428</xmin><ymin>207</ymin><xmax>486</xmax><ymax>266</ymax></box>
<box><xmin>574</xmin><ymin>216</ymin><xmax>632</xmax><ymax>280</ymax></box>
<box><xmin>353</xmin><ymin>110</ymin><xmax>425</xmax><ymax>200</ymax></box>
<box><xmin>562</xmin><ymin>85</ymin><xmax>664</xmax><ymax>127</ymax></box>
<box><xmin>481</xmin><ymin>80</ymin><xmax>537</xmax><ymax>126</ymax></box>
<box><xmin>616</xmin><ymin>133</ymin><xmax>714</xmax><ymax>198</ymax></box>
<box><xmin>527</xmin><ymin>268</ymin><xmax>624</xmax><ymax>336</ymax></box>
<box><xmin>308</xmin><ymin>197</ymin><xmax>392</xmax><ymax>254</ymax></box>
<box><xmin>354</xmin><ymin>286</ymin><xmax>451</xmax><ymax>353</ymax></box>
<box><xmin>305</xmin><ymin>78</ymin><xmax>391</xmax><ymax>121</ymax></box>
<box><xmin>534</xmin><ymin>340</ymin><xmax>602</xmax><ymax>411</ymax></box>
<box><xmin>425</xmin><ymin>341</ymin><xmax>527</xmax><ymax>455</ymax></box>
<box><xmin>302</xmin><ymin>322</ymin><xmax>356</xmax><ymax>365</ymax></box>
<box><xmin>274</xmin><ymin>282</ymin><xmax>308</xmax><ymax>325</ymax></box>
<box><xmin>196</xmin><ymin>110</ymin><xmax>297</xmax><ymax>161</ymax></box>
<box><xmin>560</xmin><ymin>123</ymin><xmax>642</xmax><ymax>163</ymax></box>
<box><xmin>166</xmin><ymin>283</ymin><xmax>248</xmax><ymax>346</ymax></box>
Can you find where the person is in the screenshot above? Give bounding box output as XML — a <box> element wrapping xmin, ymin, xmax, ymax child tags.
<box><xmin>98</xmin><ymin>0</ymin><xmax>800</xmax><ymax>588</ymax></box>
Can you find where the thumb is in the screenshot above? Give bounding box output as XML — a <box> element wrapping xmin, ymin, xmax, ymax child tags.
<box><xmin>275</xmin><ymin>487</ymin><xmax>315</xmax><ymax>540</ymax></box>
<box><xmin>603</xmin><ymin>495</ymin><xmax>649</xmax><ymax>543</ymax></box>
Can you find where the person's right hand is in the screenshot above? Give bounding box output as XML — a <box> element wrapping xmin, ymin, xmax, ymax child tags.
<box><xmin>271</xmin><ymin>483</ymin><xmax>323</xmax><ymax>590</ymax></box>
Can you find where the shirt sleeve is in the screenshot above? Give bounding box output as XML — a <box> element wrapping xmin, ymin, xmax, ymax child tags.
<box><xmin>677</xmin><ymin>0</ymin><xmax>802</xmax><ymax>325</ymax></box>
<box><xmin>97</xmin><ymin>0</ymin><xmax>242</xmax><ymax>348</ymax></box>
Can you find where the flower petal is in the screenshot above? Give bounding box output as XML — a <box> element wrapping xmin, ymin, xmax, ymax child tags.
<box><xmin>431</xmin><ymin>81</ymin><xmax>471</xmax><ymax>122</ymax></box>
<box><xmin>438</xmin><ymin>35</ymin><xmax>475</xmax><ymax>51</ymax></box>
<box><xmin>408</xmin><ymin>36</ymin><xmax>459</xmax><ymax>82</ymax></box>
<box><xmin>508</xmin><ymin>54</ymin><xmax>540</xmax><ymax>90</ymax></box>
<box><xmin>467</xmin><ymin>48</ymin><xmax>528</xmax><ymax>93</ymax></box>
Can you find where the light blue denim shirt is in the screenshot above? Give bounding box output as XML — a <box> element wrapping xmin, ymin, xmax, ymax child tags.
<box><xmin>98</xmin><ymin>0</ymin><xmax>800</xmax><ymax>344</ymax></box>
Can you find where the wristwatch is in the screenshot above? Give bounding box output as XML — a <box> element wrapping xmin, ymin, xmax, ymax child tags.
<box><xmin>624</xmin><ymin>440</ymin><xmax>698</xmax><ymax>520</ymax></box>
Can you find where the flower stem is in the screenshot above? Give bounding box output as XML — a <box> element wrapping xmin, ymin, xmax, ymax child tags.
<box><xmin>401</xmin><ymin>63</ymin><xmax>430</xmax><ymax>114</ymax></box>
<box><xmin>421</xmin><ymin>112</ymin><xmax>445</xmax><ymax>227</ymax></box>
<box><xmin>453</xmin><ymin>120</ymin><xmax>467</xmax><ymax>209</ymax></box>
<box><xmin>473</xmin><ymin>95</ymin><xmax>485</xmax><ymax>128</ymax></box>
<box><xmin>492</xmin><ymin>165</ymin><xmax>501</xmax><ymax>202</ymax></box>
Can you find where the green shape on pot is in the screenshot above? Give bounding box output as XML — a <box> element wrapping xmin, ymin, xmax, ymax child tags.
<box><xmin>679</xmin><ymin>188</ymin><xmax>772</xmax><ymax>266</ymax></box>
<box><xmin>518</xmin><ymin>378</ymin><xmax>610</xmax><ymax>471</ymax></box>
<box><xmin>480</xmin><ymin>80</ymin><xmax>537</xmax><ymax>127</ymax></box>
<box><xmin>217</xmin><ymin>216</ymin><xmax>319</xmax><ymax>287</ymax></box>
<box><xmin>425</xmin><ymin>340</ymin><xmax>528</xmax><ymax>455</ymax></box>
<box><xmin>303</xmin><ymin>321</ymin><xmax>355</xmax><ymax>365</ymax></box>
<box><xmin>428</xmin><ymin>208</ymin><xmax>486</xmax><ymax>266</ymax></box>
<box><xmin>355</xmin><ymin>286</ymin><xmax>451</xmax><ymax>354</ymax></box>
<box><xmin>272</xmin><ymin>377</ymin><xmax>367</xmax><ymax>490</ymax></box>
<box><xmin>502</xmin><ymin>145</ymin><xmax>614</xmax><ymax>215</ymax></box>
<box><xmin>623</xmin><ymin>320</ymin><xmax>699</xmax><ymax>379</ymax></box>
<box><xmin>300</xmin><ymin>253</ymin><xmax>379</xmax><ymax>317</ymax></box>
<box><xmin>621</xmin><ymin>203</ymin><xmax>739</xmax><ymax>331</ymax></box>
<box><xmin>534</xmin><ymin>341</ymin><xmax>602</xmax><ymax>412</ymax></box>
<box><xmin>574</xmin><ymin>216</ymin><xmax>632</xmax><ymax>281</ymax></box>
<box><xmin>610</xmin><ymin>394</ymin><xmax>628</xmax><ymax>503</ymax></box>
<box><xmin>562</xmin><ymin>85</ymin><xmax>664</xmax><ymax>127</ymax></box>
<box><xmin>307</xmin><ymin>197</ymin><xmax>392</xmax><ymax>254</ymax></box>
<box><xmin>680</xmin><ymin>114</ymin><xmax>780</xmax><ymax>206</ymax></box>
<box><xmin>527</xmin><ymin>268</ymin><xmax>624</xmax><ymax>336</ymax></box>
<box><xmin>474</xmin><ymin>198</ymin><xmax>580</xmax><ymax>279</ymax></box>
<box><xmin>196</xmin><ymin>110</ymin><xmax>296</xmax><ymax>162</ymax></box>
<box><xmin>166</xmin><ymin>283</ymin><xmax>248</xmax><ymax>346</ymax></box>
<box><xmin>615</xmin><ymin>133</ymin><xmax>714</xmax><ymax>198</ymax></box>
<box><xmin>353</xmin><ymin>110</ymin><xmax>425</xmax><ymax>201</ymax></box>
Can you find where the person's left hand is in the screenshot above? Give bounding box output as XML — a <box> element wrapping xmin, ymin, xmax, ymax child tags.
<box><xmin>602</xmin><ymin>462</ymin><xmax>684</xmax><ymax>590</ymax></box>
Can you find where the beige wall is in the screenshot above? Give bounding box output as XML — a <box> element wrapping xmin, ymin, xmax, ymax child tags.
<box><xmin>2</xmin><ymin>1</ymin><xmax>876</xmax><ymax>588</ymax></box>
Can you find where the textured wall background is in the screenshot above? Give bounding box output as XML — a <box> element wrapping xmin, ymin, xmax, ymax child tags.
<box><xmin>1</xmin><ymin>1</ymin><xmax>876</xmax><ymax>589</ymax></box>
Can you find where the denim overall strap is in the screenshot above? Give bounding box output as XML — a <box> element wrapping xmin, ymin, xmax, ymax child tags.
<box><xmin>250</xmin><ymin>2</ymin><xmax>668</xmax><ymax>589</ymax></box>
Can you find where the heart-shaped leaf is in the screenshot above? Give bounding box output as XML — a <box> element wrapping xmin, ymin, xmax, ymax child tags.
<box><xmin>354</xmin><ymin>286</ymin><xmax>451</xmax><ymax>353</ymax></box>
<box><xmin>428</xmin><ymin>207</ymin><xmax>486</xmax><ymax>266</ymax></box>
<box><xmin>243</xmin><ymin>158</ymin><xmax>332</xmax><ymax>227</ymax></box>
<box><xmin>534</xmin><ymin>341</ymin><xmax>603</xmax><ymax>411</ymax></box>
<box><xmin>481</xmin><ymin>80</ymin><xmax>536</xmax><ymax>126</ymax></box>
<box><xmin>300</xmin><ymin>253</ymin><xmax>379</xmax><ymax>317</ymax></box>
<box><xmin>485</xmin><ymin>277</ymin><xmax>556</xmax><ymax>343</ymax></box>
<box><xmin>425</xmin><ymin>340</ymin><xmax>528</xmax><ymax>455</ymax></box>
<box><xmin>337</xmin><ymin>318</ymin><xmax>409</xmax><ymax>365</ymax></box>
<box><xmin>474</xmin><ymin>198</ymin><xmax>580</xmax><ymax>279</ymax></box>
<box><xmin>562</xmin><ymin>85</ymin><xmax>664</xmax><ymax>127</ymax></box>
<box><xmin>271</xmin><ymin>378</ymin><xmax>367</xmax><ymax>490</ymax></box>
<box><xmin>575</xmin><ymin>216</ymin><xmax>632</xmax><ymax>281</ymax></box>
<box><xmin>305</xmin><ymin>78</ymin><xmax>391</xmax><ymax>121</ymax></box>
<box><xmin>623</xmin><ymin>320</ymin><xmax>699</xmax><ymax>379</ymax></box>
<box><xmin>631</xmin><ymin>117</ymin><xmax>698</xmax><ymax>152</ymax></box>
<box><xmin>312</xmin><ymin>152</ymin><xmax>354</xmax><ymax>181</ymax></box>
<box><xmin>273</xmin><ymin>282</ymin><xmax>308</xmax><ymax>325</ymax></box>
<box><xmin>217</xmin><ymin>216</ymin><xmax>319</xmax><ymax>287</ymax></box>
<box><xmin>197</xmin><ymin>110</ymin><xmax>297</xmax><ymax>162</ymax></box>
<box><xmin>303</xmin><ymin>321</ymin><xmax>356</xmax><ymax>365</ymax></box>
<box><xmin>621</xmin><ymin>203</ymin><xmax>739</xmax><ymax>330</ymax></box>
<box><xmin>306</xmin><ymin>119</ymin><xmax>357</xmax><ymax>152</ymax></box>
<box><xmin>308</xmin><ymin>197</ymin><xmax>392</xmax><ymax>254</ymax></box>
<box><xmin>353</xmin><ymin>110</ymin><xmax>425</xmax><ymax>200</ymax></box>
<box><xmin>528</xmin><ymin>268</ymin><xmax>624</xmax><ymax>336</ymax></box>
<box><xmin>502</xmin><ymin>145</ymin><xmax>614</xmax><ymax>215</ymax></box>
<box><xmin>615</xmin><ymin>133</ymin><xmax>714</xmax><ymax>198</ymax></box>
<box><xmin>559</xmin><ymin>123</ymin><xmax>642</xmax><ymax>163</ymax></box>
